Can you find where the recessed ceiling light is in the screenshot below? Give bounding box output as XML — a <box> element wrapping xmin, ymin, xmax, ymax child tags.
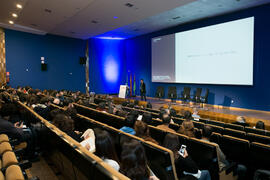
<box><xmin>44</xmin><ymin>9</ymin><xmax>52</xmax><ymax>13</ymax></box>
<box><xmin>16</xmin><ymin>4</ymin><xmax>22</xmax><ymax>9</ymax></box>
<box><xmin>91</xmin><ymin>20</ymin><xmax>98</xmax><ymax>24</ymax></box>
<box><xmin>12</xmin><ymin>13</ymin><xmax>18</xmax><ymax>18</ymax></box>
<box><xmin>114</xmin><ymin>16</ymin><xmax>118</xmax><ymax>19</ymax></box>
<box><xmin>9</xmin><ymin>20</ymin><xmax>14</xmax><ymax>24</ymax></box>
<box><xmin>125</xmin><ymin>3</ymin><xmax>134</xmax><ymax>7</ymax></box>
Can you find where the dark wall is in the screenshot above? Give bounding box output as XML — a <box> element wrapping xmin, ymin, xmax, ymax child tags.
<box><xmin>5</xmin><ymin>29</ymin><xmax>86</xmax><ymax>92</ymax></box>
<box><xmin>124</xmin><ymin>4</ymin><xmax>270</xmax><ymax>111</ymax></box>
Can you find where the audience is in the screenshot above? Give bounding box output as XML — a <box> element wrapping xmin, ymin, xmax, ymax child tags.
<box><xmin>163</xmin><ymin>134</ymin><xmax>211</xmax><ymax>180</ymax></box>
<box><xmin>178</xmin><ymin>120</ymin><xmax>195</xmax><ymax>138</ymax></box>
<box><xmin>134</xmin><ymin>121</ymin><xmax>158</xmax><ymax>144</ymax></box>
<box><xmin>120</xmin><ymin>140</ymin><xmax>159</xmax><ymax>180</ymax></box>
<box><xmin>95</xmin><ymin>129</ymin><xmax>120</xmax><ymax>171</ymax></box>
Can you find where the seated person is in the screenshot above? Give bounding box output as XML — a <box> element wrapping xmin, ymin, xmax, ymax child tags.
<box><xmin>192</xmin><ymin>108</ymin><xmax>200</xmax><ymax>121</ymax></box>
<box><xmin>234</xmin><ymin>116</ymin><xmax>249</xmax><ymax>127</ymax></box>
<box><xmin>120</xmin><ymin>114</ymin><xmax>136</xmax><ymax>135</ymax></box>
<box><xmin>121</xmin><ymin>140</ymin><xmax>159</xmax><ymax>180</ymax></box>
<box><xmin>32</xmin><ymin>97</ymin><xmax>51</xmax><ymax>119</ymax></box>
<box><xmin>94</xmin><ymin>129</ymin><xmax>120</xmax><ymax>171</ymax></box>
<box><xmin>201</xmin><ymin>126</ymin><xmax>246</xmax><ymax>180</ymax></box>
<box><xmin>178</xmin><ymin>120</ymin><xmax>195</xmax><ymax>138</ymax></box>
<box><xmin>52</xmin><ymin>113</ymin><xmax>83</xmax><ymax>142</ymax></box>
<box><xmin>96</xmin><ymin>102</ymin><xmax>107</xmax><ymax>112</ymax></box>
<box><xmin>142</xmin><ymin>112</ymin><xmax>153</xmax><ymax>125</ymax></box>
<box><xmin>163</xmin><ymin>134</ymin><xmax>211</xmax><ymax>180</ymax></box>
<box><xmin>146</xmin><ymin>102</ymin><xmax>152</xmax><ymax>109</ymax></box>
<box><xmin>134</xmin><ymin>121</ymin><xmax>158</xmax><ymax>144</ymax></box>
<box><xmin>255</xmin><ymin>121</ymin><xmax>265</xmax><ymax>130</ymax></box>
<box><xmin>183</xmin><ymin>111</ymin><xmax>193</xmax><ymax>121</ymax></box>
<box><xmin>156</xmin><ymin>113</ymin><xmax>176</xmax><ymax>133</ymax></box>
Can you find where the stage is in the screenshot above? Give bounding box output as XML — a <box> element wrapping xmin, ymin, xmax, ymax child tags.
<box><xmin>121</xmin><ymin>96</ymin><xmax>270</xmax><ymax>121</ymax></box>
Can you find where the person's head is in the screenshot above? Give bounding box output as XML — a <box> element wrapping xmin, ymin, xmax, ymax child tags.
<box><xmin>159</xmin><ymin>109</ymin><xmax>166</xmax><ymax>120</ymax></box>
<box><xmin>98</xmin><ymin>102</ymin><xmax>106</xmax><ymax>110</ymax></box>
<box><xmin>0</xmin><ymin>103</ymin><xmax>17</xmax><ymax>120</ymax></box>
<box><xmin>125</xmin><ymin>114</ymin><xmax>136</xmax><ymax>128</ymax></box>
<box><xmin>162</xmin><ymin>113</ymin><xmax>171</xmax><ymax>125</ymax></box>
<box><xmin>49</xmin><ymin>109</ymin><xmax>62</xmax><ymax>121</ymax></box>
<box><xmin>53</xmin><ymin>98</ymin><xmax>60</xmax><ymax>105</ymax></box>
<box><xmin>183</xmin><ymin>111</ymin><xmax>193</xmax><ymax>120</ymax></box>
<box><xmin>142</xmin><ymin>112</ymin><xmax>152</xmax><ymax>124</ymax></box>
<box><xmin>95</xmin><ymin>130</ymin><xmax>119</xmax><ymax>163</ymax></box>
<box><xmin>28</xmin><ymin>95</ymin><xmax>37</xmax><ymax>105</ymax></box>
<box><xmin>40</xmin><ymin>97</ymin><xmax>50</xmax><ymax>106</ymax></box>
<box><xmin>134</xmin><ymin>121</ymin><xmax>150</xmax><ymax>138</ymax></box>
<box><xmin>180</xmin><ymin>120</ymin><xmax>195</xmax><ymax>137</ymax></box>
<box><xmin>140</xmin><ymin>79</ymin><xmax>144</xmax><ymax>83</ymax></box>
<box><xmin>202</xmin><ymin>125</ymin><xmax>213</xmax><ymax>139</ymax></box>
<box><xmin>256</xmin><ymin>121</ymin><xmax>265</xmax><ymax>130</ymax></box>
<box><xmin>121</xmin><ymin>140</ymin><xmax>149</xmax><ymax>180</ymax></box>
<box><xmin>146</xmin><ymin>102</ymin><xmax>152</xmax><ymax>109</ymax></box>
<box><xmin>236</xmin><ymin>116</ymin><xmax>246</xmax><ymax>123</ymax></box>
<box><xmin>52</xmin><ymin>113</ymin><xmax>74</xmax><ymax>133</ymax></box>
<box><xmin>163</xmin><ymin>134</ymin><xmax>180</xmax><ymax>159</ymax></box>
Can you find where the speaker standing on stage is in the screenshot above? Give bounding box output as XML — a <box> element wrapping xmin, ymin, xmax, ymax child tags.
<box><xmin>140</xmin><ymin>79</ymin><xmax>146</xmax><ymax>101</ymax></box>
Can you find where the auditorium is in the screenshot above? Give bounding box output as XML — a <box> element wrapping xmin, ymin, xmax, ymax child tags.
<box><xmin>0</xmin><ymin>0</ymin><xmax>270</xmax><ymax>180</ymax></box>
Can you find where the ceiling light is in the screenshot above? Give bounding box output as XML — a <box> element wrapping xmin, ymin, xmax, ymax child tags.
<box><xmin>12</xmin><ymin>13</ymin><xmax>18</xmax><ymax>18</ymax></box>
<box><xmin>9</xmin><ymin>21</ymin><xmax>14</xmax><ymax>24</ymax></box>
<box><xmin>16</xmin><ymin>4</ymin><xmax>22</xmax><ymax>9</ymax></box>
<box><xmin>114</xmin><ymin>16</ymin><xmax>118</xmax><ymax>19</ymax></box>
<box><xmin>125</xmin><ymin>3</ymin><xmax>134</xmax><ymax>7</ymax></box>
<box><xmin>91</xmin><ymin>20</ymin><xmax>98</xmax><ymax>24</ymax></box>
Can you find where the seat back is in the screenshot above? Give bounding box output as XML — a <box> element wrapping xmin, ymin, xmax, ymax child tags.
<box><xmin>187</xmin><ymin>138</ymin><xmax>219</xmax><ymax>179</ymax></box>
<box><xmin>223</xmin><ymin>128</ymin><xmax>246</xmax><ymax>139</ymax></box>
<box><xmin>245</xmin><ymin>127</ymin><xmax>266</xmax><ymax>136</ymax></box>
<box><xmin>201</xmin><ymin>89</ymin><xmax>209</xmax><ymax>103</ymax></box>
<box><xmin>210</xmin><ymin>132</ymin><xmax>222</xmax><ymax>144</ymax></box>
<box><xmin>194</xmin><ymin>88</ymin><xmax>202</xmax><ymax>100</ymax></box>
<box><xmin>168</xmin><ymin>86</ymin><xmax>177</xmax><ymax>99</ymax></box>
<box><xmin>155</xmin><ymin>86</ymin><xmax>165</xmax><ymax>98</ymax></box>
<box><xmin>172</xmin><ymin>117</ymin><xmax>184</xmax><ymax>125</ymax></box>
<box><xmin>224</xmin><ymin>123</ymin><xmax>244</xmax><ymax>131</ymax></box>
<box><xmin>193</xmin><ymin>121</ymin><xmax>205</xmax><ymax>129</ymax></box>
<box><xmin>148</xmin><ymin>126</ymin><xmax>168</xmax><ymax>145</ymax></box>
<box><xmin>207</xmin><ymin>124</ymin><xmax>224</xmax><ymax>134</ymax></box>
<box><xmin>249</xmin><ymin>142</ymin><xmax>270</xmax><ymax>170</ymax></box>
<box><xmin>5</xmin><ymin>165</ymin><xmax>24</xmax><ymax>180</ymax></box>
<box><xmin>207</xmin><ymin>120</ymin><xmax>225</xmax><ymax>127</ymax></box>
<box><xmin>220</xmin><ymin>135</ymin><xmax>249</xmax><ymax>163</ymax></box>
<box><xmin>247</xmin><ymin>133</ymin><xmax>270</xmax><ymax>145</ymax></box>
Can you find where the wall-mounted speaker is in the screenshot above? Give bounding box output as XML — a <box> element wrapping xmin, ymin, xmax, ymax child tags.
<box><xmin>79</xmin><ymin>57</ymin><xmax>87</xmax><ymax>65</ymax></box>
<box><xmin>41</xmin><ymin>63</ymin><xmax>47</xmax><ymax>71</ymax></box>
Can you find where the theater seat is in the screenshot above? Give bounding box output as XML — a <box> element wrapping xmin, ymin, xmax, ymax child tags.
<box><xmin>245</xmin><ymin>127</ymin><xmax>266</xmax><ymax>136</ymax></box>
<box><xmin>220</xmin><ymin>135</ymin><xmax>249</xmax><ymax>164</ymax></box>
<box><xmin>207</xmin><ymin>120</ymin><xmax>225</xmax><ymax>127</ymax></box>
<box><xmin>5</xmin><ymin>165</ymin><xmax>25</xmax><ymax>180</ymax></box>
<box><xmin>0</xmin><ymin>171</ymin><xmax>4</xmax><ymax>180</ymax></box>
<box><xmin>2</xmin><ymin>151</ymin><xmax>18</xmax><ymax>169</ymax></box>
<box><xmin>0</xmin><ymin>134</ymin><xmax>9</xmax><ymax>144</ymax></box>
<box><xmin>193</xmin><ymin>121</ymin><xmax>205</xmax><ymax>129</ymax></box>
<box><xmin>223</xmin><ymin>128</ymin><xmax>246</xmax><ymax>139</ymax></box>
<box><xmin>208</xmin><ymin>124</ymin><xmax>224</xmax><ymax>134</ymax></box>
<box><xmin>148</xmin><ymin>126</ymin><xmax>167</xmax><ymax>145</ymax></box>
<box><xmin>224</xmin><ymin>123</ymin><xmax>244</xmax><ymax>131</ymax></box>
<box><xmin>0</xmin><ymin>142</ymin><xmax>12</xmax><ymax>156</ymax></box>
<box><xmin>249</xmin><ymin>142</ymin><xmax>270</xmax><ymax>170</ymax></box>
<box><xmin>210</xmin><ymin>132</ymin><xmax>222</xmax><ymax>144</ymax></box>
<box><xmin>247</xmin><ymin>133</ymin><xmax>270</xmax><ymax>145</ymax></box>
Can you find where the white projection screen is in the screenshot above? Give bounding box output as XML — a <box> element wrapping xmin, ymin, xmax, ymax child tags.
<box><xmin>151</xmin><ymin>17</ymin><xmax>254</xmax><ymax>85</ymax></box>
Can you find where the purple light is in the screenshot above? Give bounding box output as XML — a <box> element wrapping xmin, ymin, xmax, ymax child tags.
<box><xmin>114</xmin><ymin>16</ymin><xmax>118</xmax><ymax>19</ymax></box>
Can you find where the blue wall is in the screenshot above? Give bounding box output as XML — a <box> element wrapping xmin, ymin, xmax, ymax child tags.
<box><xmin>89</xmin><ymin>38</ymin><xmax>126</xmax><ymax>94</ymax></box>
<box><xmin>124</xmin><ymin>4</ymin><xmax>270</xmax><ymax>111</ymax></box>
<box><xmin>5</xmin><ymin>29</ymin><xmax>86</xmax><ymax>92</ymax></box>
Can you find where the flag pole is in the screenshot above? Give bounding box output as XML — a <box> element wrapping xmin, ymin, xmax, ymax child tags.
<box><xmin>85</xmin><ymin>40</ymin><xmax>90</xmax><ymax>96</ymax></box>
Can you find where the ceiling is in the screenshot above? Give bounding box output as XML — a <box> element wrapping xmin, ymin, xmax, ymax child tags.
<box><xmin>0</xmin><ymin>0</ymin><xmax>269</xmax><ymax>39</ymax></box>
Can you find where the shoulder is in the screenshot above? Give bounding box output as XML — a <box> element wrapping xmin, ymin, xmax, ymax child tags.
<box><xmin>104</xmin><ymin>159</ymin><xmax>120</xmax><ymax>171</ymax></box>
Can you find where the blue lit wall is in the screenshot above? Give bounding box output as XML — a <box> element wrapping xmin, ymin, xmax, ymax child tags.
<box><xmin>89</xmin><ymin>38</ymin><xmax>126</xmax><ymax>94</ymax></box>
<box><xmin>5</xmin><ymin>29</ymin><xmax>86</xmax><ymax>92</ymax></box>
<box><xmin>125</xmin><ymin>4</ymin><xmax>270</xmax><ymax>111</ymax></box>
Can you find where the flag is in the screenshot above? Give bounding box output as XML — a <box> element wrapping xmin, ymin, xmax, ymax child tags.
<box><xmin>133</xmin><ymin>74</ymin><xmax>136</xmax><ymax>96</ymax></box>
<box><xmin>130</xmin><ymin>73</ymin><xmax>132</xmax><ymax>96</ymax></box>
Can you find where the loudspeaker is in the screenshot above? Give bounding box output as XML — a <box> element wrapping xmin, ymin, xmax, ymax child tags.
<box><xmin>41</xmin><ymin>63</ymin><xmax>47</xmax><ymax>71</ymax></box>
<box><xmin>79</xmin><ymin>57</ymin><xmax>86</xmax><ymax>64</ymax></box>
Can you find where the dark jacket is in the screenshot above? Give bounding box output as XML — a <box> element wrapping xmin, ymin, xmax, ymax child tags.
<box><xmin>140</xmin><ymin>82</ymin><xmax>146</xmax><ymax>93</ymax></box>
<box><xmin>0</xmin><ymin>118</ymin><xmax>24</xmax><ymax>141</ymax></box>
<box><xmin>175</xmin><ymin>155</ymin><xmax>199</xmax><ymax>176</ymax></box>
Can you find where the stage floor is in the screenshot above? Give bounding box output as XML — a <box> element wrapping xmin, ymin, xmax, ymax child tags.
<box><xmin>127</xmin><ymin>96</ymin><xmax>270</xmax><ymax>121</ymax></box>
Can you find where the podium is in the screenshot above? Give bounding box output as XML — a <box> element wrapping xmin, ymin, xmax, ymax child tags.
<box><xmin>118</xmin><ymin>85</ymin><xmax>128</xmax><ymax>98</ymax></box>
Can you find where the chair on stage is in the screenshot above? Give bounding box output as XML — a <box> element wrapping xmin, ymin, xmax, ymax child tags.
<box><xmin>155</xmin><ymin>86</ymin><xmax>164</xmax><ymax>99</ymax></box>
<box><xmin>191</xmin><ymin>88</ymin><xmax>202</xmax><ymax>103</ymax></box>
<box><xmin>200</xmin><ymin>89</ymin><xmax>209</xmax><ymax>108</ymax></box>
<box><xmin>167</xmin><ymin>86</ymin><xmax>177</xmax><ymax>102</ymax></box>
<box><xmin>179</xmin><ymin>87</ymin><xmax>191</xmax><ymax>104</ymax></box>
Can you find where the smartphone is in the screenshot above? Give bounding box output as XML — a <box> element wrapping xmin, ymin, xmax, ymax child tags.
<box><xmin>137</xmin><ymin>115</ymin><xmax>143</xmax><ymax>121</ymax></box>
<box><xmin>178</xmin><ymin>145</ymin><xmax>187</xmax><ymax>157</ymax></box>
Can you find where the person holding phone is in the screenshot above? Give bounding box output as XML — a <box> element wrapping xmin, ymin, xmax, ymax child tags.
<box><xmin>163</xmin><ymin>134</ymin><xmax>211</xmax><ymax>180</ymax></box>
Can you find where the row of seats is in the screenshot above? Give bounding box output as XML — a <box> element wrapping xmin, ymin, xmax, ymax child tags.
<box><xmin>0</xmin><ymin>134</ymin><xmax>26</xmax><ymax>180</ymax></box>
<box><xmin>73</xmin><ymin>103</ymin><xmax>234</xmax><ymax>179</ymax></box>
<box><xmin>16</xmin><ymin>101</ymin><xmax>130</xmax><ymax>180</ymax></box>
<box><xmin>73</xmin><ymin>102</ymin><xmax>270</xmax><ymax>179</ymax></box>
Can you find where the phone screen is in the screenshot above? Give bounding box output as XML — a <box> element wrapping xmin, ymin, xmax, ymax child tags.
<box><xmin>178</xmin><ymin>145</ymin><xmax>186</xmax><ymax>157</ymax></box>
